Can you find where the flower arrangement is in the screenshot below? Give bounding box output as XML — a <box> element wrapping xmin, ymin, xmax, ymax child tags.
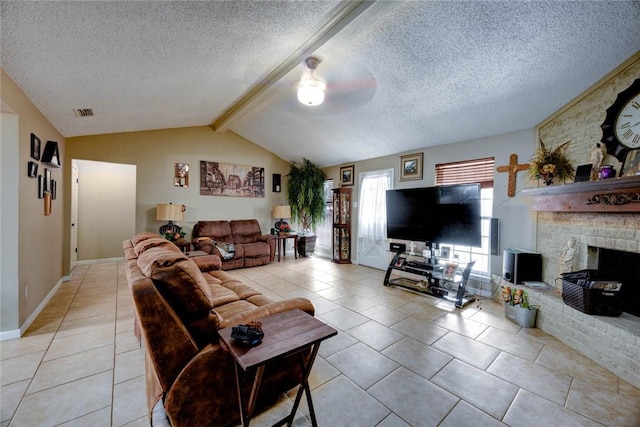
<box><xmin>501</xmin><ymin>285</ymin><xmax>538</xmax><ymax>327</ymax></box>
<box><xmin>528</xmin><ymin>139</ymin><xmax>573</xmax><ymax>185</ymax></box>
<box><xmin>279</xmin><ymin>223</ymin><xmax>291</xmax><ymax>233</ymax></box>
<box><xmin>501</xmin><ymin>285</ymin><xmax>530</xmax><ymax>308</ymax></box>
<box><xmin>165</xmin><ymin>230</ymin><xmax>186</xmax><ymax>242</ymax></box>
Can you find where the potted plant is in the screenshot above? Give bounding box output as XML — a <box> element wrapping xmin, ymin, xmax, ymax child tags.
<box><xmin>528</xmin><ymin>139</ymin><xmax>574</xmax><ymax>185</ymax></box>
<box><xmin>500</xmin><ymin>285</ymin><xmax>538</xmax><ymax>328</ymax></box>
<box><xmin>286</xmin><ymin>158</ymin><xmax>326</xmax><ymax>257</ymax></box>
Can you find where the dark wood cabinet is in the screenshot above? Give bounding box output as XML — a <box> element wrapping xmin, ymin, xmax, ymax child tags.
<box><xmin>332</xmin><ymin>188</ymin><xmax>352</xmax><ymax>264</ymax></box>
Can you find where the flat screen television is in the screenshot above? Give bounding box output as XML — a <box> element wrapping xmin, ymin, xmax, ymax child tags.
<box><xmin>386</xmin><ymin>183</ymin><xmax>482</xmax><ymax>246</ymax></box>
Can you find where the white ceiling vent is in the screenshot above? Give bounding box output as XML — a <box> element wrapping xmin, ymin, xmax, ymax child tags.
<box><xmin>74</xmin><ymin>108</ymin><xmax>94</xmax><ymax>117</ymax></box>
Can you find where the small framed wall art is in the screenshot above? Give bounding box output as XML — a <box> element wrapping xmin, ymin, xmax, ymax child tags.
<box><xmin>38</xmin><ymin>175</ymin><xmax>45</xmax><ymax>199</ymax></box>
<box><xmin>400</xmin><ymin>152</ymin><xmax>423</xmax><ymax>181</ymax></box>
<box><xmin>31</xmin><ymin>133</ymin><xmax>41</xmax><ymax>160</ymax></box>
<box><xmin>272</xmin><ymin>173</ymin><xmax>281</xmax><ymax>192</ymax></box>
<box><xmin>174</xmin><ymin>163</ymin><xmax>189</xmax><ymax>187</ymax></box>
<box><xmin>340</xmin><ymin>165</ymin><xmax>354</xmax><ymax>186</ymax></box>
<box><xmin>28</xmin><ymin>161</ymin><xmax>38</xmax><ymax>178</ymax></box>
<box><xmin>44</xmin><ymin>168</ymin><xmax>52</xmax><ymax>192</ymax></box>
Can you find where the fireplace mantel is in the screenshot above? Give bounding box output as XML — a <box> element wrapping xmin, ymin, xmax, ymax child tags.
<box><xmin>523</xmin><ymin>175</ymin><xmax>640</xmax><ymax>212</ymax></box>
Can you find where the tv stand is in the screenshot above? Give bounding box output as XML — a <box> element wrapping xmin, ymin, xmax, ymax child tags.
<box><xmin>383</xmin><ymin>251</ymin><xmax>475</xmax><ymax>308</ymax></box>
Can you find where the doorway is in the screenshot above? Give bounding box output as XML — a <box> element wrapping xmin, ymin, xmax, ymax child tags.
<box><xmin>356</xmin><ymin>169</ymin><xmax>393</xmax><ymax>270</ymax></box>
<box><xmin>71</xmin><ymin>160</ymin><xmax>136</xmax><ymax>264</ymax></box>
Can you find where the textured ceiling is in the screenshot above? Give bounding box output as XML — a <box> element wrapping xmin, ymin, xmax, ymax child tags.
<box><xmin>2</xmin><ymin>1</ymin><xmax>639</xmax><ymax>167</ymax></box>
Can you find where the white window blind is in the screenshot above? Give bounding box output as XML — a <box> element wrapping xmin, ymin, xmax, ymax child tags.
<box><xmin>435</xmin><ymin>157</ymin><xmax>494</xmax><ymax>188</ymax></box>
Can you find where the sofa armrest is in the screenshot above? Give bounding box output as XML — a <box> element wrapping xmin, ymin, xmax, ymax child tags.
<box><xmin>192</xmin><ymin>254</ymin><xmax>222</xmax><ymax>272</ymax></box>
<box><xmin>218</xmin><ymin>298</ymin><xmax>315</xmax><ymax>329</ymax></box>
<box><xmin>258</xmin><ymin>234</ymin><xmax>276</xmax><ymax>243</ymax></box>
<box><xmin>258</xmin><ymin>234</ymin><xmax>277</xmax><ymax>262</ymax></box>
<box><xmin>193</xmin><ymin>239</ymin><xmax>219</xmax><ymax>256</ymax></box>
<box><xmin>163</xmin><ymin>343</ymin><xmax>240</xmax><ymax>427</ymax></box>
<box><xmin>131</xmin><ymin>279</ymin><xmax>199</xmax><ymax>391</ymax></box>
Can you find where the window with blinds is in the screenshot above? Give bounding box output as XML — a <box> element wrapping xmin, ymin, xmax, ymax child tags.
<box><xmin>435</xmin><ymin>157</ymin><xmax>494</xmax><ymax>274</ymax></box>
<box><xmin>435</xmin><ymin>157</ymin><xmax>494</xmax><ymax>188</ymax></box>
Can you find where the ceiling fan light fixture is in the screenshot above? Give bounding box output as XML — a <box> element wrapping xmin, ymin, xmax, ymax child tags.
<box><xmin>297</xmin><ymin>57</ymin><xmax>326</xmax><ymax>106</ymax></box>
<box><xmin>297</xmin><ymin>79</ymin><xmax>326</xmax><ymax>106</ymax></box>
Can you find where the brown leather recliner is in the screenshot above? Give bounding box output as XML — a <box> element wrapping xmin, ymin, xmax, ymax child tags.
<box><xmin>192</xmin><ymin>219</ymin><xmax>276</xmax><ymax>270</ymax></box>
<box><xmin>123</xmin><ymin>233</ymin><xmax>314</xmax><ymax>426</ymax></box>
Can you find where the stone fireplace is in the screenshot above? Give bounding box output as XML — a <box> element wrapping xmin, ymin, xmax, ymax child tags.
<box><xmin>522</xmin><ymin>52</ymin><xmax>640</xmax><ymax>388</ymax></box>
<box><xmin>527</xmin><ymin>208</ymin><xmax>640</xmax><ymax>388</ymax></box>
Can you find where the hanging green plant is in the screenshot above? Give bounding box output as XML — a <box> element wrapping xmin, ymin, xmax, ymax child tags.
<box><xmin>528</xmin><ymin>139</ymin><xmax>574</xmax><ymax>185</ymax></box>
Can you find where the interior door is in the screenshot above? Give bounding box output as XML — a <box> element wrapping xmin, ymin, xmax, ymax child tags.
<box><xmin>357</xmin><ymin>169</ymin><xmax>393</xmax><ymax>270</ymax></box>
<box><xmin>70</xmin><ymin>163</ymin><xmax>79</xmax><ymax>266</ymax></box>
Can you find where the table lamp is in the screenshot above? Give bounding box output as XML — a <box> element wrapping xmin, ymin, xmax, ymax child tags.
<box><xmin>156</xmin><ymin>203</ymin><xmax>185</xmax><ymax>235</ymax></box>
<box><xmin>272</xmin><ymin>205</ymin><xmax>291</xmax><ymax>230</ymax></box>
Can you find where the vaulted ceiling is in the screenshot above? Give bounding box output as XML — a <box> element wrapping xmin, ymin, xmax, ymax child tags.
<box><xmin>2</xmin><ymin>1</ymin><xmax>639</xmax><ymax>167</ymax></box>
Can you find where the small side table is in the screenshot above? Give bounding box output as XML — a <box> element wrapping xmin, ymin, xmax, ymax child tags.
<box><xmin>218</xmin><ymin>309</ymin><xmax>337</xmax><ymax>427</ymax></box>
<box><xmin>276</xmin><ymin>234</ymin><xmax>298</xmax><ymax>262</ymax></box>
<box><xmin>173</xmin><ymin>241</ymin><xmax>191</xmax><ymax>253</ymax></box>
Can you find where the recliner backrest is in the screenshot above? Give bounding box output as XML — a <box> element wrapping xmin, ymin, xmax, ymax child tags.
<box><xmin>230</xmin><ymin>219</ymin><xmax>262</xmax><ymax>243</ymax></box>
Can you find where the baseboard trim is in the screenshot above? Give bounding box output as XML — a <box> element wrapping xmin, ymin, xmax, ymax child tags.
<box><xmin>0</xmin><ymin>276</ymin><xmax>65</xmax><ymax>341</ymax></box>
<box><xmin>73</xmin><ymin>257</ymin><xmax>123</xmax><ymax>266</ymax></box>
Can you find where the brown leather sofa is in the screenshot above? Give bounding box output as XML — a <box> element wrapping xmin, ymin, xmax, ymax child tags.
<box><xmin>191</xmin><ymin>219</ymin><xmax>276</xmax><ymax>270</ymax></box>
<box><xmin>123</xmin><ymin>232</ymin><xmax>314</xmax><ymax>426</ymax></box>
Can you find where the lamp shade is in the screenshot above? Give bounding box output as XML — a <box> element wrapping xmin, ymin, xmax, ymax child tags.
<box><xmin>297</xmin><ymin>78</ymin><xmax>326</xmax><ymax>106</ymax></box>
<box><xmin>272</xmin><ymin>205</ymin><xmax>291</xmax><ymax>219</ymax></box>
<box><xmin>156</xmin><ymin>204</ymin><xmax>184</xmax><ymax>221</ymax></box>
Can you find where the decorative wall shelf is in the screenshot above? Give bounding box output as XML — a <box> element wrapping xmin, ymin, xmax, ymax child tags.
<box><xmin>523</xmin><ymin>175</ymin><xmax>640</xmax><ymax>212</ymax></box>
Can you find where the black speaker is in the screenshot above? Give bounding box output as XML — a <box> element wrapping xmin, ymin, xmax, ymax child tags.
<box><xmin>490</xmin><ymin>218</ymin><xmax>499</xmax><ymax>256</ymax></box>
<box><xmin>390</xmin><ymin>242</ymin><xmax>406</xmax><ymax>253</ymax></box>
<box><xmin>502</xmin><ymin>249</ymin><xmax>542</xmax><ymax>284</ymax></box>
<box><xmin>272</xmin><ymin>174</ymin><xmax>281</xmax><ymax>192</ymax></box>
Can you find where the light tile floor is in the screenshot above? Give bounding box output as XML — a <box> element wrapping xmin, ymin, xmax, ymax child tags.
<box><xmin>2</xmin><ymin>255</ymin><xmax>639</xmax><ymax>426</ymax></box>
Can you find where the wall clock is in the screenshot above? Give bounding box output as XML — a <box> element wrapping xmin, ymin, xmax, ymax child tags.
<box><xmin>600</xmin><ymin>78</ymin><xmax>640</xmax><ymax>164</ymax></box>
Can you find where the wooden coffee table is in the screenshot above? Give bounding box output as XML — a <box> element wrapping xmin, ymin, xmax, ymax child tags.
<box><xmin>218</xmin><ymin>309</ymin><xmax>337</xmax><ymax>427</ymax></box>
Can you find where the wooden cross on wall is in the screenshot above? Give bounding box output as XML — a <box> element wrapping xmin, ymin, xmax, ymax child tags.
<box><xmin>496</xmin><ymin>154</ymin><xmax>530</xmax><ymax>197</ymax></box>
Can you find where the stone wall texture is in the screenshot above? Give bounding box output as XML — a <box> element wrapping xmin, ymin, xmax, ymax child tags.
<box><xmin>529</xmin><ymin>55</ymin><xmax>640</xmax><ymax>388</ymax></box>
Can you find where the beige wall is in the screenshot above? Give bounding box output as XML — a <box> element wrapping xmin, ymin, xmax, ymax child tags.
<box><xmin>324</xmin><ymin>128</ymin><xmax>537</xmax><ymax>280</ymax></box>
<box><xmin>1</xmin><ymin>112</ymin><xmax>20</xmax><ymax>333</ymax></box>
<box><xmin>65</xmin><ymin>127</ymin><xmax>291</xmax><ymax>264</ymax></box>
<box><xmin>75</xmin><ymin>160</ymin><xmax>136</xmax><ymax>260</ymax></box>
<box><xmin>1</xmin><ymin>68</ymin><xmax>66</xmax><ymax>335</ymax></box>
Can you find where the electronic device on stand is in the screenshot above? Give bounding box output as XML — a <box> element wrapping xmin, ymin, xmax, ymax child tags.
<box><xmin>385</xmin><ymin>242</ymin><xmax>475</xmax><ymax>308</ymax></box>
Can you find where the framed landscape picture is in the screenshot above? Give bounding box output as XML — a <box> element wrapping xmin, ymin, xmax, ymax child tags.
<box><xmin>199</xmin><ymin>160</ymin><xmax>265</xmax><ymax>197</ymax></box>
<box><xmin>400</xmin><ymin>152</ymin><xmax>423</xmax><ymax>181</ymax></box>
<box><xmin>340</xmin><ymin>165</ymin><xmax>354</xmax><ymax>186</ymax></box>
